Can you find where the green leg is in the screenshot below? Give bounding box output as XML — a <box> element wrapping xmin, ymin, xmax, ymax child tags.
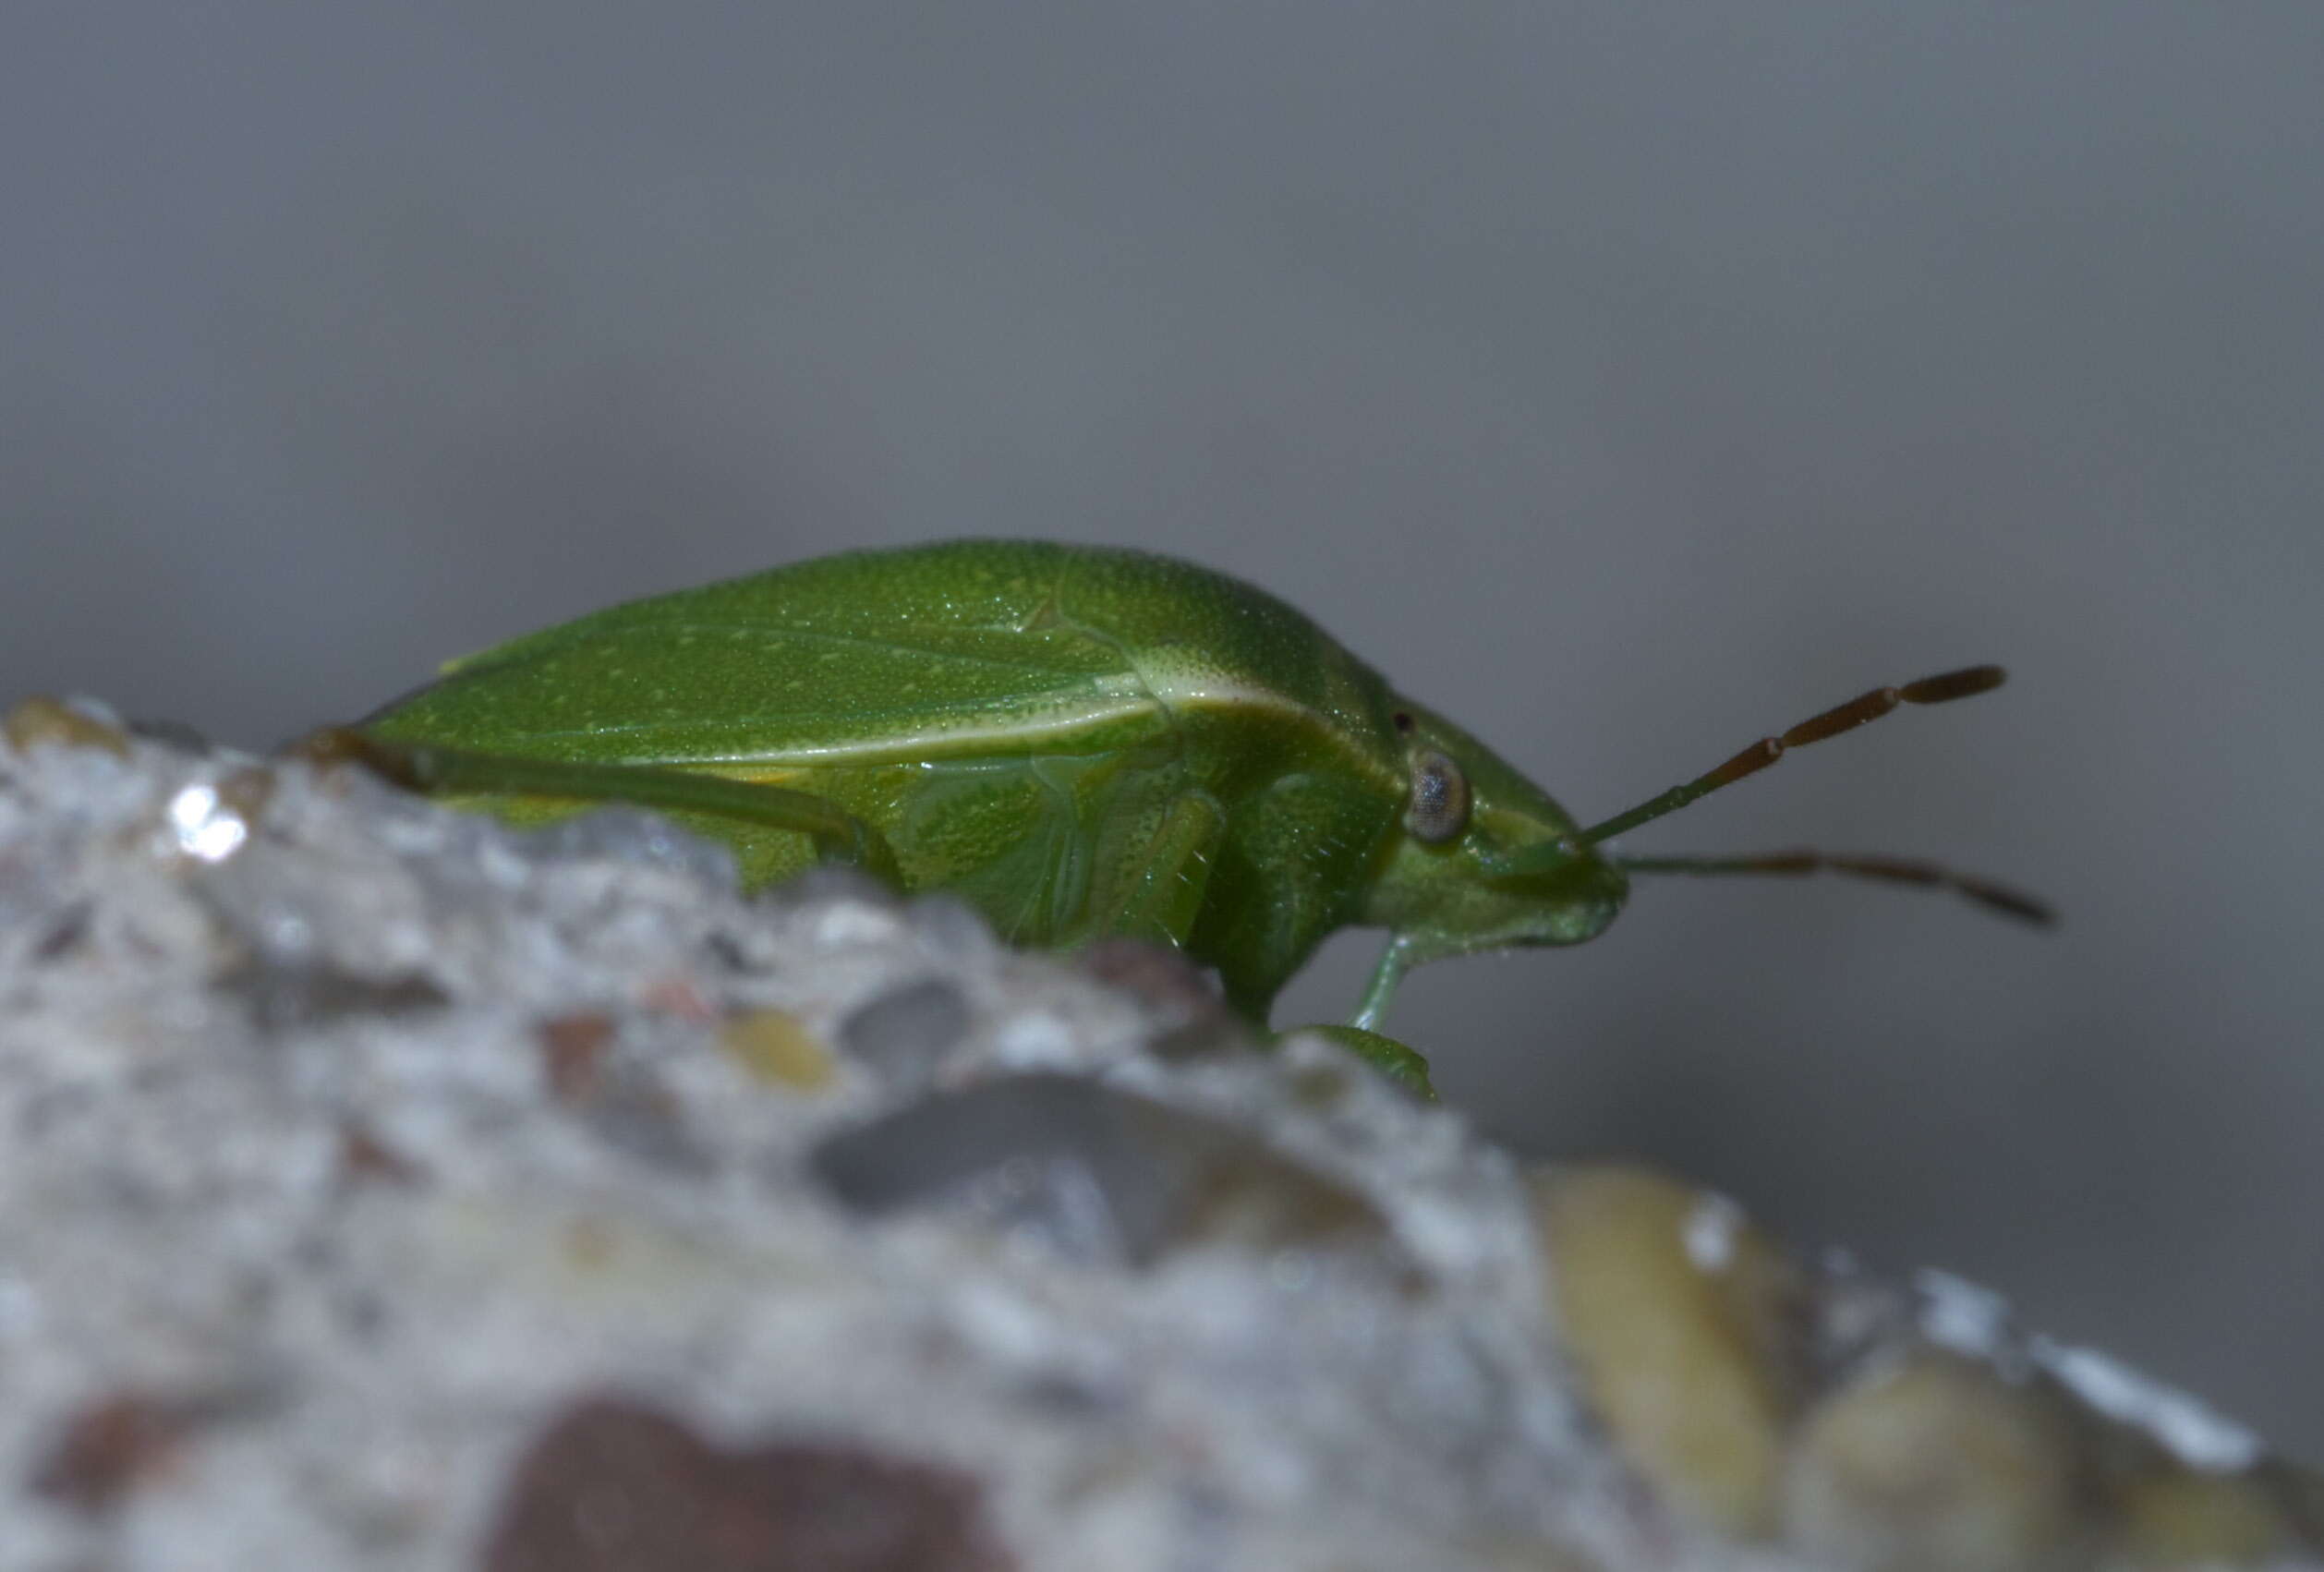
<box><xmin>299</xmin><ymin>731</ymin><xmax>900</xmax><ymax>885</ymax></box>
<box><xmin>1294</xmin><ymin>1024</ymin><xmax>1436</xmax><ymax>1100</ymax></box>
<box><xmin>1351</xmin><ymin>933</ymin><xmax>1413</xmax><ymax>1034</ymax></box>
<box><xmin>1085</xmin><ymin>790</ymin><xmax>1227</xmax><ymax>949</ymax></box>
<box><xmin>1264</xmin><ymin>933</ymin><xmax>1435</xmax><ymax>1099</ymax></box>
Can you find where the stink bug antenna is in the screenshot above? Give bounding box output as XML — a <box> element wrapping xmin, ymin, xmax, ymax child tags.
<box><xmin>1569</xmin><ymin>664</ymin><xmax>2007</xmax><ymax>847</ymax></box>
<box><xmin>1615</xmin><ymin>851</ymin><xmax>2053</xmax><ymax>925</ymax></box>
<box><xmin>1561</xmin><ymin>663</ymin><xmax>2053</xmax><ymax>925</ymax></box>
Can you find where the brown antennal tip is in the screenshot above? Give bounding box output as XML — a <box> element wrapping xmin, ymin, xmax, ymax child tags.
<box><xmin>1953</xmin><ymin>877</ymin><xmax>2057</xmax><ymax>926</ymax></box>
<box><xmin>1782</xmin><ymin>686</ymin><xmax>1902</xmax><ymax>748</ymax></box>
<box><xmin>1702</xmin><ymin>737</ymin><xmax>1785</xmax><ymax>790</ymax></box>
<box><xmin>1899</xmin><ymin>665</ymin><xmax>2006</xmax><ymax>705</ymax></box>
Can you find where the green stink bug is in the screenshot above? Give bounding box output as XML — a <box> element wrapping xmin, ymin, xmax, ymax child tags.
<box><xmin>325</xmin><ymin>539</ymin><xmax>2046</xmax><ymax>1084</ymax></box>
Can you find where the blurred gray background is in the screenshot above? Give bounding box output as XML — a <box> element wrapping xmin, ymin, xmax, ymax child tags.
<box><xmin>6</xmin><ymin>5</ymin><xmax>2319</xmax><ymax>1452</ymax></box>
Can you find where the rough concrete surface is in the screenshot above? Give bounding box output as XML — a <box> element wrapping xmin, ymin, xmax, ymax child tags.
<box><xmin>0</xmin><ymin>702</ymin><xmax>2314</xmax><ymax>1571</ymax></box>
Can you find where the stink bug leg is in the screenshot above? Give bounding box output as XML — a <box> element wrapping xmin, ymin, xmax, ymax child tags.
<box><xmin>1301</xmin><ymin>1024</ymin><xmax>1438</xmax><ymax>1101</ymax></box>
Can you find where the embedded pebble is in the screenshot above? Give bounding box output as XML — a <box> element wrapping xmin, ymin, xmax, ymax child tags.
<box><xmin>808</xmin><ymin>1072</ymin><xmax>1391</xmax><ymax>1268</ymax></box>
<box><xmin>480</xmin><ymin>1398</ymin><xmax>1016</xmax><ymax>1572</ymax></box>
<box><xmin>1782</xmin><ymin>1350</ymin><xmax>2089</xmax><ymax>1572</ymax></box>
<box><xmin>1532</xmin><ymin>1164</ymin><xmax>1806</xmax><ymax>1541</ymax></box>
<box><xmin>720</xmin><ymin>1007</ymin><xmax>838</xmax><ymax>1091</ymax></box>
<box><xmin>837</xmin><ymin>975</ymin><xmax>972</xmax><ymax>1085</ymax></box>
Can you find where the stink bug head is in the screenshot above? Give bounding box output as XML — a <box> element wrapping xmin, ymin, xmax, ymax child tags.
<box><xmin>1344</xmin><ymin>665</ymin><xmax>2049</xmax><ymax>1034</ymax></box>
<box><xmin>1362</xmin><ymin>697</ymin><xmax>1628</xmax><ymax>971</ymax></box>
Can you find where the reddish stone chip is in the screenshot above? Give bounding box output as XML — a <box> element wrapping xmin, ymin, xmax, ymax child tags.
<box><xmin>31</xmin><ymin>1394</ymin><xmax>191</xmax><ymax>1513</ymax></box>
<box><xmin>1076</xmin><ymin>937</ymin><xmax>1223</xmax><ymax>1020</ymax></box>
<box><xmin>339</xmin><ymin>1120</ymin><xmax>425</xmax><ymax>1187</ymax></box>
<box><xmin>483</xmin><ymin>1397</ymin><xmax>1015</xmax><ymax>1572</ymax></box>
<box><xmin>538</xmin><ymin>1013</ymin><xmax>617</xmax><ymax>1102</ymax></box>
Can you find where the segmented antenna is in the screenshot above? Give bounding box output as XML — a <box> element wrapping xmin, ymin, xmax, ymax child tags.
<box><xmin>1616</xmin><ymin>850</ymin><xmax>2054</xmax><ymax>925</ymax></box>
<box><xmin>1569</xmin><ymin>665</ymin><xmax>2007</xmax><ymax>847</ymax></box>
<box><xmin>1563</xmin><ymin>663</ymin><xmax>2050</xmax><ymax>925</ymax></box>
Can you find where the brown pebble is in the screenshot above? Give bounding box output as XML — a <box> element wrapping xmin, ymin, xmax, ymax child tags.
<box><xmin>1077</xmin><ymin>937</ymin><xmax>1225</xmax><ymax>1021</ymax></box>
<box><xmin>338</xmin><ymin>1121</ymin><xmax>425</xmax><ymax>1188</ymax></box>
<box><xmin>539</xmin><ymin>1014</ymin><xmax>617</xmax><ymax>1102</ymax></box>
<box><xmin>31</xmin><ymin>1394</ymin><xmax>192</xmax><ymax>1514</ymax></box>
<box><xmin>641</xmin><ymin>977</ymin><xmax>718</xmax><ymax>1022</ymax></box>
<box><xmin>482</xmin><ymin>1397</ymin><xmax>1016</xmax><ymax>1572</ymax></box>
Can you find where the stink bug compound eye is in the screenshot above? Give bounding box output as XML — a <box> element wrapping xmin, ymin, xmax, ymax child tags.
<box><xmin>1404</xmin><ymin>750</ymin><xmax>1471</xmax><ymax>844</ymax></box>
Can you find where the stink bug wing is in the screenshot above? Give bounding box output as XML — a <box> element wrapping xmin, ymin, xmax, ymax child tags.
<box><xmin>361</xmin><ymin>539</ymin><xmax>1424</xmax><ymax>1017</ymax></box>
<box><xmin>1046</xmin><ymin>548</ymin><xmax>1402</xmax><ymax>764</ymax></box>
<box><xmin>371</xmin><ymin>541</ymin><xmax>1410</xmax><ymax>779</ymax></box>
<box><xmin>369</xmin><ymin>541</ymin><xmax>1153</xmax><ymax>768</ymax></box>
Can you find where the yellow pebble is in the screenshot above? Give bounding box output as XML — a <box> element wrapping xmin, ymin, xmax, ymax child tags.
<box><xmin>719</xmin><ymin>1009</ymin><xmax>836</xmax><ymax>1091</ymax></box>
<box><xmin>1783</xmin><ymin>1349</ymin><xmax>2089</xmax><ymax>1572</ymax></box>
<box><xmin>4</xmin><ymin>696</ymin><xmax>129</xmax><ymax>757</ymax></box>
<box><xmin>1530</xmin><ymin>1164</ymin><xmax>1803</xmax><ymax>1541</ymax></box>
<box><xmin>2113</xmin><ymin>1460</ymin><xmax>2300</xmax><ymax>1567</ymax></box>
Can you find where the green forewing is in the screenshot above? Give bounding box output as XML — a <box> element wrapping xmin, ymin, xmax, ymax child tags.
<box><xmin>382</xmin><ymin>542</ymin><xmax>1383</xmax><ymax>768</ymax></box>
<box><xmin>366</xmin><ymin>541</ymin><xmax>1413</xmax><ymax>1008</ymax></box>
